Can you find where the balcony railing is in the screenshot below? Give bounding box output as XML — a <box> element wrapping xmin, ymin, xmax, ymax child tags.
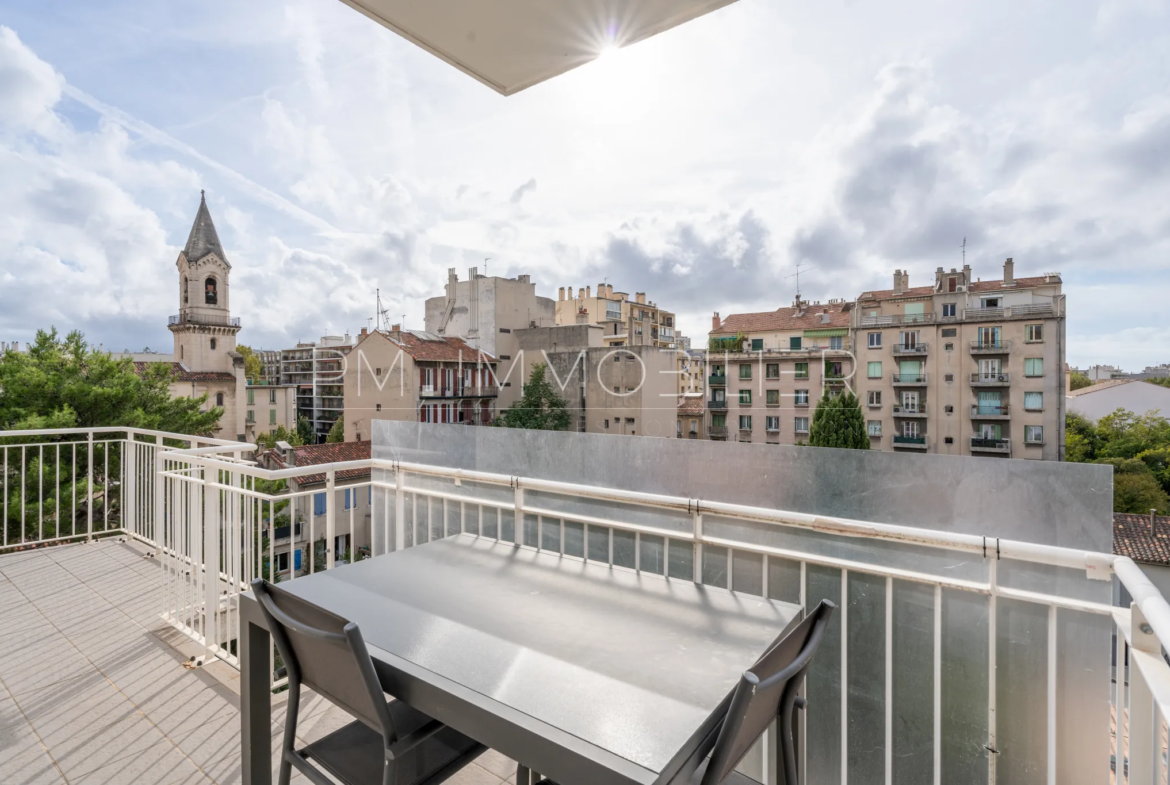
<box><xmin>709</xmin><ymin>398</ymin><xmax>728</xmax><ymax>410</ymax></box>
<box><xmin>891</xmin><ymin>373</ymin><xmax>928</xmax><ymax>385</ymax></box>
<box><xmin>708</xmin><ymin>375</ymin><xmax>727</xmax><ymax>386</ymax></box>
<box><xmin>859</xmin><ymin>313</ymin><xmax>935</xmax><ymax>326</ymax></box>
<box><xmin>970</xmin><ymin>372</ymin><xmax>1010</xmax><ymax>385</ymax></box>
<box><xmin>5</xmin><ymin>424</ymin><xmax>1170</xmax><ymax>784</ymax></box>
<box><xmin>970</xmin><ymin>436</ymin><xmax>1011</xmax><ymax>453</ymax></box>
<box><xmin>891</xmin><ymin>343</ymin><xmax>929</xmax><ymax>356</ymax></box>
<box><xmin>891</xmin><ymin>404</ymin><xmax>927</xmax><ymax>416</ymax></box>
<box><xmin>970</xmin><ymin>340</ymin><xmax>1011</xmax><ymax>353</ymax></box>
<box><xmin>971</xmin><ymin>404</ymin><xmax>1010</xmax><ymax>419</ymax></box>
<box><xmin>707</xmin><ymin>425</ymin><xmax>728</xmax><ymax>438</ymax></box>
<box><xmin>892</xmin><ymin>435</ymin><xmax>927</xmax><ymax>448</ymax></box>
<box><xmin>168</xmin><ymin>313</ymin><xmax>242</xmax><ymax>328</ymax></box>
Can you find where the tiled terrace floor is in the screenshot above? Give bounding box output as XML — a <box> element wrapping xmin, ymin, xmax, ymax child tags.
<box><xmin>0</xmin><ymin>540</ymin><xmax>517</xmax><ymax>785</ymax></box>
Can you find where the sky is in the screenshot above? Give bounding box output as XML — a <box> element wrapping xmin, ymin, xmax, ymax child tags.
<box><xmin>0</xmin><ymin>0</ymin><xmax>1167</xmax><ymax>369</ymax></box>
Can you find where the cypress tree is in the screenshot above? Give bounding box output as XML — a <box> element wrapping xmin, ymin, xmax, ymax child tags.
<box><xmin>808</xmin><ymin>388</ymin><xmax>869</xmax><ymax>449</ymax></box>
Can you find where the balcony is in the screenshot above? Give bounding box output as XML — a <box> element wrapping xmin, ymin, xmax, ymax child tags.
<box><xmin>892</xmin><ymin>404</ymin><xmax>927</xmax><ymax>417</ymax></box>
<box><xmin>891</xmin><ymin>342</ymin><xmax>929</xmax><ymax>356</ymax></box>
<box><xmin>709</xmin><ymin>398</ymin><xmax>728</xmax><ymax>411</ymax></box>
<box><xmin>168</xmin><ymin>312</ymin><xmax>241</xmax><ymax>328</ymax></box>
<box><xmin>859</xmin><ymin>313</ymin><xmax>935</xmax><ymax>327</ymax></box>
<box><xmin>971</xmin><ymin>436</ymin><xmax>1012</xmax><ymax>453</ymax></box>
<box><xmin>891</xmin><ymin>373</ymin><xmax>928</xmax><ymax>386</ymax></box>
<box><xmin>970</xmin><ymin>372</ymin><xmax>1011</xmax><ymax>386</ymax></box>
<box><xmin>892</xmin><ymin>435</ymin><xmax>928</xmax><ymax>449</ymax></box>
<box><xmin>420</xmin><ymin>385</ymin><xmax>439</xmax><ymax>397</ymax></box>
<box><xmin>970</xmin><ymin>340</ymin><xmax>1011</xmax><ymax>354</ymax></box>
<box><xmin>971</xmin><ymin>404</ymin><xmax>1011</xmax><ymax>419</ymax></box>
<box><xmin>0</xmin><ymin>424</ymin><xmax>1159</xmax><ymax>785</ymax></box>
<box><xmin>965</xmin><ymin>303</ymin><xmax>1055</xmax><ymax>321</ymax></box>
<box><xmin>708</xmin><ymin>374</ymin><xmax>727</xmax><ymax>386</ymax></box>
<box><xmin>707</xmin><ymin>425</ymin><xmax>728</xmax><ymax>438</ymax></box>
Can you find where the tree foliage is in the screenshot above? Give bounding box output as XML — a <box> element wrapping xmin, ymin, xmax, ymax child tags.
<box><xmin>236</xmin><ymin>344</ymin><xmax>263</xmax><ymax>382</ymax></box>
<box><xmin>496</xmin><ymin>364</ymin><xmax>571</xmax><ymax>431</ymax></box>
<box><xmin>326</xmin><ymin>415</ymin><xmax>344</xmax><ymax>443</ymax></box>
<box><xmin>1146</xmin><ymin>376</ymin><xmax>1170</xmax><ymax>389</ymax></box>
<box><xmin>1065</xmin><ymin>407</ymin><xmax>1170</xmax><ymax>512</ymax></box>
<box><xmin>254</xmin><ymin>425</ymin><xmax>304</xmax><ymax>451</ymax></box>
<box><xmin>808</xmin><ymin>389</ymin><xmax>870</xmax><ymax>450</ymax></box>
<box><xmin>296</xmin><ymin>416</ymin><xmax>314</xmax><ymax>445</ymax></box>
<box><xmin>1068</xmin><ymin>371</ymin><xmax>1093</xmax><ymax>391</ymax></box>
<box><xmin>0</xmin><ymin>328</ymin><xmax>222</xmax><ymax>435</ymax></box>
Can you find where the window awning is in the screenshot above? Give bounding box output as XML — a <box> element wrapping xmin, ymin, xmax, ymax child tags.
<box><xmin>803</xmin><ymin>328</ymin><xmax>848</xmax><ymax>337</ymax></box>
<box><xmin>335</xmin><ymin>0</ymin><xmax>741</xmax><ymax>95</ymax></box>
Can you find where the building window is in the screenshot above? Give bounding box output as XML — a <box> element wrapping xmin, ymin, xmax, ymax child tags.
<box><xmin>789</xmin><ymin>337</ymin><xmax>802</xmax><ymax>351</ymax></box>
<box><xmin>751</xmin><ymin>338</ymin><xmax>764</xmax><ymax>351</ymax></box>
<box><xmin>498</xmin><ymin>328</ymin><xmax>512</xmax><ymax>334</ymax></box>
<box><xmin>677</xmin><ymin>420</ymin><xmax>682</xmax><ymax>437</ymax></box>
<box><xmin>344</xmin><ymin>489</ymin><xmax>355</xmax><ymax>510</ymax></box>
<box><xmin>215</xmin><ymin>392</ymin><xmax>224</xmax><ymax>407</ymax></box>
<box><xmin>941</xmin><ymin>328</ymin><xmax>957</xmax><ymax>338</ymax></box>
<box><xmin>711</xmin><ymin>414</ymin><xmax>726</xmax><ymax>428</ymax></box>
<box><xmin>614</xmin><ymin>354</ymin><xmax>622</xmax><ymax>363</ymax></box>
<box><xmin>795</xmin><ymin>390</ymin><xmax>809</xmax><ymax>406</ymax></box>
<box><xmin>868</xmin><ymin>332</ymin><xmax>882</xmax><ymax>348</ymax></box>
<box><xmin>945</xmin><ymin>436</ymin><xmax>954</xmax><ymax>444</ymax></box>
<box><xmin>1025</xmin><ymin>358</ymin><xmax>1043</xmax><ymax>377</ymax></box>
<box><xmin>1026</xmin><ymin>324</ymin><xmax>1043</xmax><ymax>342</ymax></box>
<box><xmin>1025</xmin><ymin>392</ymin><xmax>1044</xmax><ymax>411</ymax></box>
<box><xmin>942</xmin><ymin>303</ymin><xmax>956</xmax><ymax>318</ymax></box>
<box><xmin>945</xmin><ymin>405</ymin><xmax>953</xmax><ymax>413</ymax></box>
<box><xmin>867</xmin><ymin>361</ymin><xmax>882</xmax><ymax>379</ymax></box>
<box><xmin>247</xmin><ymin>389</ymin><xmax>255</xmax><ymax>405</ymax></box>
<box><xmin>1026</xmin><ymin>425</ymin><xmax>1044</xmax><ymax>443</ymax></box>
<box><xmin>269</xmin><ymin>409</ymin><xmax>276</xmax><ymax>424</ymax></box>
<box><xmin>739</xmin><ymin>364</ymin><xmax>752</xmax><ymax>380</ymax></box>
<box><xmin>626</xmin><ymin>418</ymin><xmax>635</xmax><ymax>424</ymax></box>
<box><xmin>765</xmin><ymin>416</ymin><xmax>780</xmax><ymax>432</ymax></box>
<box><xmin>825</xmin><ymin>361</ymin><xmax>843</xmax><ymax>378</ymax></box>
<box><xmin>766</xmin><ymin>363</ymin><xmax>780</xmax><ymax>379</ymax></box>
<box><xmin>944</xmin><ymin>374</ymin><xmax>954</xmax><ymax>382</ymax></box>
<box><xmin>829</xmin><ymin>336</ymin><xmax>844</xmax><ymax>350</ymax></box>
<box><xmin>766</xmin><ymin>389</ymin><xmax>780</xmax><ymax>405</ymax></box>
<box><xmin>739</xmin><ymin>415</ymin><xmax>752</xmax><ymax>430</ymax></box>
<box><xmin>210</xmin><ymin>338</ymin><xmax>217</xmax><ymax>351</ymax></box>
<box><xmin>269</xmin><ymin>390</ymin><xmax>277</xmax><ymax>404</ymax></box>
<box><xmin>867</xmin><ymin>390</ymin><xmax>882</xmax><ymax>406</ymax></box>
<box><xmin>604</xmin><ymin>419</ymin><xmax>610</xmax><ymax>429</ymax></box>
<box><xmin>246</xmin><ymin>409</ymin><xmax>255</xmax><ymax>423</ymax></box>
<box><xmin>739</xmin><ymin>390</ymin><xmax>752</xmax><ymax>405</ymax></box>
<box><xmin>794</xmin><ymin>417</ymin><xmax>809</xmax><ymax>433</ymax></box>
<box><xmin>204</xmin><ymin>277</ymin><xmax>217</xmax><ymax>305</ymax></box>
<box><xmin>867</xmin><ymin>420</ymin><xmax>882</xmax><ymax>436</ymax></box>
<box><xmin>314</xmin><ymin>493</ymin><xmax>327</xmax><ymax>516</ymax></box>
<box><xmin>375</xmin><ymin>403</ymin><xmax>382</xmax><ymax>412</ymax></box>
<box><xmin>499</xmin><ymin>355</ymin><xmax>511</xmax><ymax>361</ymax></box>
<box><xmin>945</xmin><ymin>343</ymin><xmax>954</xmax><ymax>351</ymax></box>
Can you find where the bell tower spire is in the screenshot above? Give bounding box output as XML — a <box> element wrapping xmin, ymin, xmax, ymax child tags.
<box><xmin>169</xmin><ymin>191</ymin><xmax>241</xmax><ymax>373</ymax></box>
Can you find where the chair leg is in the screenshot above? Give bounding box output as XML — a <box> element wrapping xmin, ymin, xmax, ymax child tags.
<box><xmin>278</xmin><ymin>685</ymin><xmax>301</xmax><ymax>785</ymax></box>
<box><xmin>516</xmin><ymin>764</ymin><xmax>531</xmax><ymax>785</ymax></box>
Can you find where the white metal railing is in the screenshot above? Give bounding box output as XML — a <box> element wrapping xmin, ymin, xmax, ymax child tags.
<box><xmin>5</xmin><ymin>425</ymin><xmax>1170</xmax><ymax>782</ymax></box>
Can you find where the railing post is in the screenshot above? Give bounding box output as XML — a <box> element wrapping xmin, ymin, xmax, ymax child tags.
<box><xmin>326</xmin><ymin>469</ymin><xmax>336</xmax><ymax>570</ymax></box>
<box><xmin>125</xmin><ymin>435</ymin><xmax>136</xmax><ymax>538</ymax></box>
<box><xmin>395</xmin><ymin>467</ymin><xmax>405</xmax><ymax>552</ymax></box>
<box><xmin>203</xmin><ymin>463</ymin><xmax>218</xmax><ymax>661</ymax></box>
<box><xmin>86</xmin><ymin>431</ymin><xmax>94</xmax><ymax>542</ymax></box>
<box><xmin>692</xmin><ymin>502</ymin><xmax>703</xmax><ymax>583</ymax></box>
<box><xmin>513</xmin><ymin>479</ymin><xmax>524</xmax><ymax>546</ymax></box>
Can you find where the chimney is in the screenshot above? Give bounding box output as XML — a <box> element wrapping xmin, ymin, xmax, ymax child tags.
<box><xmin>636</xmin><ymin>292</ymin><xmax>646</xmax><ymax>304</ymax></box>
<box><xmin>577</xmin><ymin>287</ymin><xmax>584</xmax><ymax>299</ymax></box>
<box><xmin>902</xmin><ymin>270</ymin><xmax>910</xmax><ymax>291</ymax></box>
<box><xmin>391</xmin><ymin>323</ymin><xmax>401</xmax><ymax>332</ymax></box>
<box><xmin>558</xmin><ymin>287</ymin><xmax>565</xmax><ymax>301</ymax></box>
<box><xmin>586</xmin><ymin>285</ymin><xmax>591</xmax><ymax>298</ymax></box>
<box><xmin>360</xmin><ymin>327</ymin><xmax>368</xmax><ymax>338</ymax></box>
<box><xmin>962</xmin><ymin>263</ymin><xmax>971</xmax><ymax>286</ymax></box>
<box><xmin>893</xmin><ymin>270</ymin><xmax>903</xmax><ymax>295</ymax></box>
<box><xmin>935</xmin><ymin>266</ymin><xmax>944</xmax><ymax>287</ymax></box>
<box><xmin>608</xmin><ymin>284</ymin><xmax>615</xmax><ymax>298</ymax></box>
<box><xmin>712</xmin><ymin>312</ymin><xmax>721</xmax><ymax>331</ymax></box>
<box><xmin>1003</xmin><ymin>257</ymin><xmax>1014</xmax><ymax>285</ymax></box>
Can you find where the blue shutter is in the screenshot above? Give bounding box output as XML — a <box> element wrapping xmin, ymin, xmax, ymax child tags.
<box><xmin>314</xmin><ymin>493</ymin><xmax>326</xmax><ymax>516</ymax></box>
<box><xmin>294</xmin><ymin>549</ymin><xmax>302</xmax><ymax>571</ymax></box>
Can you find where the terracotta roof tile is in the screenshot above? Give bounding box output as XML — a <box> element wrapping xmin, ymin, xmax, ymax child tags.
<box><xmin>132</xmin><ymin>361</ymin><xmax>236</xmax><ymax>383</ymax></box>
<box><xmin>677</xmin><ymin>395</ymin><xmax>705</xmax><ymax>416</ymax></box>
<box><xmin>385</xmin><ymin>331</ymin><xmax>496</xmax><ymax>363</ymax></box>
<box><xmin>712</xmin><ymin>301</ymin><xmax>851</xmax><ymax>336</ymax></box>
<box><xmin>1114</xmin><ymin>512</ymin><xmax>1170</xmax><ymax>566</ymax></box>
<box><xmin>268</xmin><ymin>440</ymin><xmax>373</xmax><ymax>485</ymax></box>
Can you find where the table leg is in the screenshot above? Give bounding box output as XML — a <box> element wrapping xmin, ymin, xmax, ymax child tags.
<box><xmin>241</xmin><ymin>615</ymin><xmax>273</xmax><ymax>785</ymax></box>
<box><xmin>516</xmin><ymin>764</ymin><xmax>531</xmax><ymax>785</ymax></box>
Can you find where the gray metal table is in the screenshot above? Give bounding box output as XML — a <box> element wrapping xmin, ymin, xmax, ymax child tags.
<box><xmin>239</xmin><ymin>534</ymin><xmax>802</xmax><ymax>785</ymax></box>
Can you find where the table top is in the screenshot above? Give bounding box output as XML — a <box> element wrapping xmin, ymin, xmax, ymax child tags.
<box><xmin>272</xmin><ymin>534</ymin><xmax>802</xmax><ymax>779</ymax></box>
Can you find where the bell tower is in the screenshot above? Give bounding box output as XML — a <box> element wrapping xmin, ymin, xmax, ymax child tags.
<box><xmin>168</xmin><ymin>191</ymin><xmax>241</xmax><ymax>373</ymax></box>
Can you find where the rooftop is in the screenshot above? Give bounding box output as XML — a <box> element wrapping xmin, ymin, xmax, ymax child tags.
<box><xmin>711</xmin><ymin>300</ymin><xmax>851</xmax><ymax>336</ymax></box>
<box><xmin>1114</xmin><ymin>512</ymin><xmax>1170</xmax><ymax>566</ymax></box>
<box><xmin>133</xmin><ymin>361</ymin><xmax>238</xmax><ymax>383</ymax></box>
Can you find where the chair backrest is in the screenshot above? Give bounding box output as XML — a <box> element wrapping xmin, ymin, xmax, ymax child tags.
<box><xmin>252</xmin><ymin>579</ymin><xmax>395</xmax><ymax>736</ymax></box>
<box><xmin>699</xmin><ymin>600</ymin><xmax>836</xmax><ymax>785</ymax></box>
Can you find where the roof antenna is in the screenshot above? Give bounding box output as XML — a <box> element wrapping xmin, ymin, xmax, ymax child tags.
<box><xmin>375</xmin><ymin>289</ymin><xmax>392</xmax><ymax>331</ymax></box>
<box><xmin>484</xmin><ymin>257</ymin><xmax>491</xmax><ymax>277</ymax></box>
<box><xmin>961</xmin><ymin>236</ymin><xmax>967</xmax><ymax>264</ymax></box>
<box><xmin>786</xmin><ymin>263</ymin><xmax>817</xmax><ymax>302</ymax></box>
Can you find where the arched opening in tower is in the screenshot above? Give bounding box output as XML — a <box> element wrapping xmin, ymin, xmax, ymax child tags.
<box><xmin>205</xmin><ymin>277</ymin><xmax>218</xmax><ymax>305</ymax></box>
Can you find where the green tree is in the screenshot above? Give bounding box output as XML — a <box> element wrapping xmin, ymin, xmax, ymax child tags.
<box><xmin>1095</xmin><ymin>409</ymin><xmax>1170</xmax><ymax>459</ymax></box>
<box><xmin>1146</xmin><ymin>377</ymin><xmax>1170</xmax><ymax>389</ymax></box>
<box><xmin>236</xmin><ymin>344</ymin><xmax>263</xmax><ymax>382</ymax></box>
<box><xmin>1136</xmin><ymin>446</ymin><xmax>1170</xmax><ymax>496</ymax></box>
<box><xmin>496</xmin><ymin>364</ymin><xmax>571</xmax><ymax>431</ymax></box>
<box><xmin>1069</xmin><ymin>371</ymin><xmax>1093</xmax><ymax>391</ymax></box>
<box><xmin>1095</xmin><ymin>459</ymin><xmax>1170</xmax><ymax>514</ymax></box>
<box><xmin>254</xmin><ymin>425</ymin><xmax>304</xmax><ymax>451</ymax></box>
<box><xmin>296</xmin><ymin>415</ymin><xmax>314</xmax><ymax>444</ymax></box>
<box><xmin>1064</xmin><ymin>411</ymin><xmax>1101</xmax><ymax>463</ymax></box>
<box><xmin>808</xmin><ymin>389</ymin><xmax>870</xmax><ymax>449</ymax></box>
<box><xmin>326</xmin><ymin>415</ymin><xmax>344</xmax><ymax>443</ymax></box>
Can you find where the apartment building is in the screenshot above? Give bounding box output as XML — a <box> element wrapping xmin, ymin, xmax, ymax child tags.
<box><xmin>256</xmin><ymin>349</ymin><xmax>281</xmax><ymax>382</ymax></box>
<box><xmin>677</xmin><ymin>396</ymin><xmax>705</xmax><ymax>440</ymax></box>
<box><xmin>278</xmin><ymin>335</ymin><xmax>354</xmax><ymax>442</ymax></box>
<box><xmin>243</xmin><ymin>382</ymin><xmax>298</xmax><ymax>442</ymax></box>
<box><xmin>343</xmin><ymin>327</ymin><xmax>498</xmax><ymax>442</ymax></box>
<box><xmin>515</xmin><ymin>324</ymin><xmax>677</xmax><ymax>437</ymax></box>
<box><xmin>554</xmin><ymin>284</ymin><xmax>680</xmax><ymax>349</ymax></box>
<box><xmin>707</xmin><ymin>299</ymin><xmax>854</xmax><ymax>443</ymax></box>
<box><xmin>678</xmin><ymin>349</ymin><xmax>706</xmax><ymax>396</ymax></box>
<box><xmin>850</xmin><ymin>259</ymin><xmax>1066</xmax><ymax>459</ymax></box>
<box><xmin>424</xmin><ymin>268</ymin><xmax>555</xmax><ymax>411</ymax></box>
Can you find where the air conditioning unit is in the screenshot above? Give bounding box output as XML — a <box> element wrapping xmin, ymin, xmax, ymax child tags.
<box><xmin>956</xmin><ymin>285</ymin><xmax>967</xmax><ymax>292</ymax></box>
<box><xmin>998</xmin><ymin>375</ymin><xmax>1007</xmax><ymax>382</ymax></box>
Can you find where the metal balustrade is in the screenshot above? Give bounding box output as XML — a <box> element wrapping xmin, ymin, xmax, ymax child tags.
<box><xmin>4</xmin><ymin>424</ymin><xmax>1170</xmax><ymax>782</ymax></box>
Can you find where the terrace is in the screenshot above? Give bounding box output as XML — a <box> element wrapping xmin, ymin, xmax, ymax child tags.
<box><xmin>0</xmin><ymin>423</ymin><xmax>1166</xmax><ymax>784</ymax></box>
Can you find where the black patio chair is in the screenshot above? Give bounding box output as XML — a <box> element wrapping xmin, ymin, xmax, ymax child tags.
<box><xmin>518</xmin><ymin>599</ymin><xmax>835</xmax><ymax>785</ymax></box>
<box><xmin>252</xmin><ymin>579</ymin><xmax>486</xmax><ymax>785</ymax></box>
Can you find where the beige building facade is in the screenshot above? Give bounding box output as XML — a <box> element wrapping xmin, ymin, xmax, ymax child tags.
<box><xmin>424</xmin><ymin>268</ymin><xmax>555</xmax><ymax>411</ymax></box>
<box><xmin>707</xmin><ymin>299</ymin><xmax>855</xmax><ymax>444</ymax></box>
<box><xmin>554</xmin><ymin>284</ymin><xmax>680</xmax><ymax>349</ymax></box>
<box><xmin>343</xmin><ymin>328</ymin><xmax>498</xmax><ymax>442</ymax></box>
<box><xmin>244</xmin><ymin>383</ymin><xmax>299</xmax><ymax>442</ymax></box>
<box><xmin>850</xmin><ymin>259</ymin><xmax>1066</xmax><ymax>459</ymax></box>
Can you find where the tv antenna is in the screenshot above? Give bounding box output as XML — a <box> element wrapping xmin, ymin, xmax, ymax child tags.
<box><xmin>484</xmin><ymin>257</ymin><xmax>491</xmax><ymax>277</ymax></box>
<box><xmin>786</xmin><ymin>263</ymin><xmax>817</xmax><ymax>300</ymax></box>
<box><xmin>961</xmin><ymin>237</ymin><xmax>967</xmax><ymax>265</ymax></box>
<box><xmin>375</xmin><ymin>289</ymin><xmax>392</xmax><ymax>331</ymax></box>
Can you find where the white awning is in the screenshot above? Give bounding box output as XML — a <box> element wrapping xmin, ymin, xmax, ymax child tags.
<box><xmin>336</xmin><ymin>0</ymin><xmax>740</xmax><ymax>95</ymax></box>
